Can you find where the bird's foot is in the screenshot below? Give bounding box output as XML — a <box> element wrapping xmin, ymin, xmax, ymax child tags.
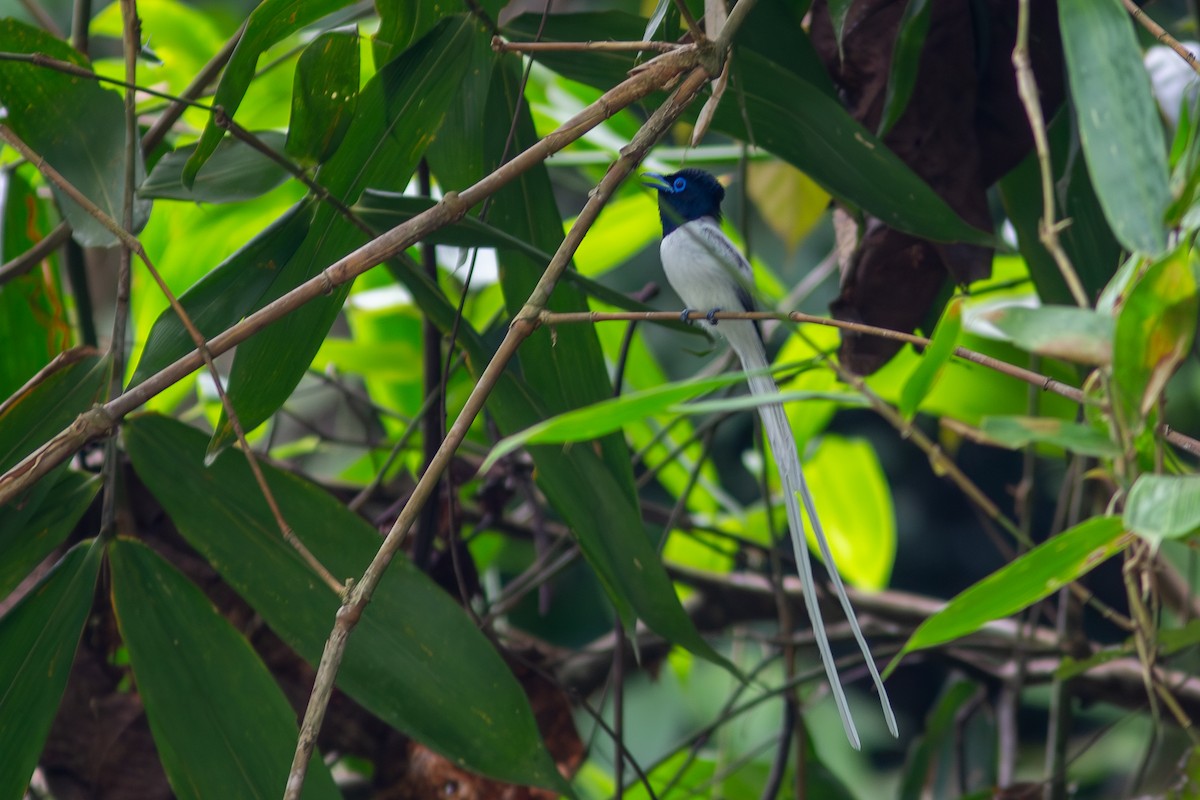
<box><xmin>705</xmin><ymin>307</ymin><xmax>722</xmax><ymax>325</ymax></box>
<box><xmin>680</xmin><ymin>308</ymin><xmax>694</xmax><ymax>324</ymax></box>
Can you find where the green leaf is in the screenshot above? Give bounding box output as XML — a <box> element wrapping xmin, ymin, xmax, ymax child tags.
<box><xmin>482</xmin><ymin>371</ymin><xmax>752</xmax><ymax>472</ymax></box>
<box><xmin>0</xmin><ymin>170</ymin><xmax>63</xmax><ymax>397</ymax></box>
<box><xmin>798</xmin><ymin>436</ymin><xmax>896</xmax><ymax>589</ymax></box>
<box><xmin>900</xmin><ymin>295</ymin><xmax>962</xmax><ymax>418</ymax></box>
<box><xmin>1112</xmin><ymin>245</ymin><xmax>1198</xmax><ymax>425</ymax></box>
<box><xmin>123</xmin><ymin>413</ymin><xmax>568</xmax><ymax>793</ymax></box>
<box><xmin>827</xmin><ymin>0</ymin><xmax>852</xmax><ymax>60</ymax></box>
<box><xmin>0</xmin><ymin>470</ymin><xmax>99</xmax><ymax>599</ymax></box>
<box><xmin>892</xmin><ymin>515</ymin><xmax>1132</xmax><ymax>671</ymax></box>
<box><xmin>374</xmin><ymin>0</ymin><xmax>453</xmax><ymax>66</ymax></box>
<box><xmin>1060</xmin><ymin>0</ymin><xmax>1170</xmax><ymax>255</ymax></box>
<box><xmin>286</xmin><ymin>28</ymin><xmax>359</xmax><ymax>166</ymax></box>
<box><xmin>889</xmin><ymin>517</ymin><xmax>1129</xmax><ymax>672</ymax></box>
<box><xmin>209</xmin><ymin>16</ymin><xmax>477</xmax><ymax>454</ymax></box>
<box><xmin>985</xmin><ymin>304</ymin><xmax>1114</xmax><ymax>365</ymax></box>
<box><xmin>0</xmin><ymin>353</ymin><xmax>110</xmax><ymax>474</ymax></box>
<box><xmin>878</xmin><ymin>0</ymin><xmax>932</xmax><ymax>137</ymax></box>
<box><xmin>475</xmin><ymin>58</ymin><xmax>733</xmax><ymax>670</ymax></box>
<box><xmin>108</xmin><ymin>539</ymin><xmax>340</xmax><ymax>800</ymax></box>
<box><xmin>716</xmin><ymin>49</ymin><xmax>991</xmax><ymax>245</ymax></box>
<box><xmin>1171</xmin><ymin>746</ymin><xmax>1200</xmax><ymax>800</ymax></box>
<box><xmin>0</xmin><ymin>19</ymin><xmax>151</xmax><ymax>245</ymax></box>
<box><xmin>1124</xmin><ymin>474</ymin><xmax>1200</xmax><ymax>546</ymax></box>
<box><xmin>129</xmin><ymin>203</ymin><xmax>311</xmax><ymax>387</ymax></box>
<box><xmin>506</xmin><ymin>12</ymin><xmax>991</xmax><ymax>246</ymax></box>
<box><xmin>0</xmin><ymin>541</ymin><xmax>103</xmax><ymax>800</ymax></box>
<box><xmin>353</xmin><ymin>191</ymin><xmax>549</xmax><ymax>261</ymax></box>
<box><xmin>141</xmin><ymin>131</ymin><xmax>292</xmax><ymax>202</ymax></box>
<box><xmin>979</xmin><ymin>416</ymin><xmax>1120</xmax><ymax>458</ymax></box>
<box><xmin>184</xmin><ymin>0</ymin><xmax>358</xmax><ymax>185</ymax></box>
<box><xmin>899</xmin><ymin>680</ymin><xmax>978</xmax><ymax>800</ymax></box>
<box><xmin>999</xmin><ymin>108</ymin><xmax>1122</xmax><ymax>305</ymax></box>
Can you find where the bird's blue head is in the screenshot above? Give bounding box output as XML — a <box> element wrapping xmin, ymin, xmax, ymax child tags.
<box><xmin>642</xmin><ymin>168</ymin><xmax>725</xmax><ymax>236</ymax></box>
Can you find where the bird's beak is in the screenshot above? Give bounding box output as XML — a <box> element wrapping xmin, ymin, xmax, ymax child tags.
<box><xmin>641</xmin><ymin>172</ymin><xmax>672</xmax><ymax>192</ymax></box>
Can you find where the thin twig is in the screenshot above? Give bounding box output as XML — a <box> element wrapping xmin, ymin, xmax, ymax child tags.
<box><xmin>1123</xmin><ymin>0</ymin><xmax>1200</xmax><ymax>74</ymax></box>
<box><xmin>20</xmin><ymin>0</ymin><xmax>62</xmax><ymax>36</ymax></box>
<box><xmin>281</xmin><ymin>61</ymin><xmax>720</xmax><ymax>800</ymax></box>
<box><xmin>0</xmin><ymin>44</ymin><xmax>706</xmax><ymax>510</ymax></box>
<box><xmin>0</xmin><ymin>123</ymin><xmax>344</xmax><ymax>594</ymax></box>
<box><xmin>1013</xmin><ymin>0</ymin><xmax>1090</xmax><ymax>307</ymax></box>
<box><xmin>142</xmin><ymin>21</ymin><xmax>245</xmax><ymax>152</ymax></box>
<box><xmin>98</xmin><ymin>0</ymin><xmax>141</xmax><ymax>545</ymax></box>
<box><xmin>535</xmin><ymin>307</ymin><xmax>1200</xmax><ymax>458</ymax></box>
<box><xmin>0</xmin><ymin>221</ymin><xmax>70</xmax><ymax>284</ymax></box>
<box><xmin>492</xmin><ymin>36</ymin><xmax>681</xmax><ymax>53</ymax></box>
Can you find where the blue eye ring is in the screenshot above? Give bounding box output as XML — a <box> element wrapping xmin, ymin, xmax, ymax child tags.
<box><xmin>672</xmin><ymin>176</ymin><xmax>687</xmax><ymax>192</ymax></box>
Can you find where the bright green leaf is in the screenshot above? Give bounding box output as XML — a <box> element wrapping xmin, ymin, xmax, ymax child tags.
<box><xmin>889</xmin><ymin>517</ymin><xmax>1129</xmax><ymax>673</ymax></box>
<box><xmin>1124</xmin><ymin>474</ymin><xmax>1200</xmax><ymax>545</ymax></box>
<box><xmin>1060</xmin><ymin>0</ymin><xmax>1170</xmax><ymax>255</ymax></box>
<box><xmin>0</xmin><ymin>541</ymin><xmax>103</xmax><ymax>800</ymax></box>
<box><xmin>900</xmin><ymin>295</ymin><xmax>962</xmax><ymax>418</ymax></box>
<box><xmin>1112</xmin><ymin>245</ymin><xmax>1198</xmax><ymax>425</ymax></box>
<box><xmin>130</xmin><ymin>202</ymin><xmax>311</xmax><ymax>388</ymax></box>
<box><xmin>209</xmin><ymin>16</ymin><xmax>477</xmax><ymax>454</ymax></box>
<box><xmin>797</xmin><ymin>436</ymin><xmax>896</xmax><ymax>589</ymax></box>
<box><xmin>481</xmin><ymin>371</ymin><xmax>752</xmax><ymax>473</ymax></box>
<box><xmin>184</xmin><ymin>0</ymin><xmax>358</xmax><ymax>185</ymax></box>
<box><xmin>109</xmin><ymin>538</ymin><xmax>340</xmax><ymax>800</ymax></box>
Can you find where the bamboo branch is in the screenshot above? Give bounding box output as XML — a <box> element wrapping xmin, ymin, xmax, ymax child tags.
<box><xmin>536</xmin><ymin>307</ymin><xmax>1200</xmax><ymax>458</ymax></box>
<box><xmin>278</xmin><ymin>57</ymin><xmax>710</xmax><ymax>800</ymax></box>
<box><xmin>1123</xmin><ymin>0</ymin><xmax>1200</xmax><ymax>75</ymax></box>
<box><xmin>0</xmin><ymin>44</ymin><xmax>704</xmax><ymax>510</ymax></box>
<box><xmin>1013</xmin><ymin>0</ymin><xmax>1090</xmax><ymax>308</ymax></box>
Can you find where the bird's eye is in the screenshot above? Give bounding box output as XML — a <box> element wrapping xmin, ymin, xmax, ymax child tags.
<box><xmin>672</xmin><ymin>177</ymin><xmax>687</xmax><ymax>192</ymax></box>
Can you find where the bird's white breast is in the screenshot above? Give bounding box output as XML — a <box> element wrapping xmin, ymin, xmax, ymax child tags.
<box><xmin>659</xmin><ymin>217</ymin><xmax>755</xmax><ymax>324</ymax></box>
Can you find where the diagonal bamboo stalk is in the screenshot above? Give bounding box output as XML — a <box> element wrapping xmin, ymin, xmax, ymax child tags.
<box><xmin>283</xmin><ymin>60</ymin><xmax>718</xmax><ymax>799</ymax></box>
<box><xmin>0</xmin><ymin>44</ymin><xmax>704</xmax><ymax>510</ymax></box>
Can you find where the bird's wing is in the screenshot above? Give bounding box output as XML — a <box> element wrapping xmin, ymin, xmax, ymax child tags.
<box><xmin>694</xmin><ymin>219</ymin><xmax>756</xmax><ymax>312</ymax></box>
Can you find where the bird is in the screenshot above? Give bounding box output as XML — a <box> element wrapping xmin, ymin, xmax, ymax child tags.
<box><xmin>642</xmin><ymin>167</ymin><xmax>898</xmax><ymax>749</ymax></box>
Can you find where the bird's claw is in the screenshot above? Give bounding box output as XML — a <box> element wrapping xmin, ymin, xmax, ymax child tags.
<box><xmin>705</xmin><ymin>307</ymin><xmax>721</xmax><ymax>325</ymax></box>
<box><xmin>680</xmin><ymin>308</ymin><xmax>694</xmax><ymax>324</ymax></box>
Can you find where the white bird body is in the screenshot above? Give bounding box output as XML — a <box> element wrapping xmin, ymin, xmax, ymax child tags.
<box><xmin>653</xmin><ymin>176</ymin><xmax>897</xmax><ymax>750</ymax></box>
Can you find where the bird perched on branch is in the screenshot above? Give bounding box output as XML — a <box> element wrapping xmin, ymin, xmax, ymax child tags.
<box><xmin>642</xmin><ymin>167</ymin><xmax>897</xmax><ymax>749</ymax></box>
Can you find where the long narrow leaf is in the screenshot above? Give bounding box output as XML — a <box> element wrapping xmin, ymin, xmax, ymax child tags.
<box><xmin>109</xmin><ymin>539</ymin><xmax>340</xmax><ymax>800</ymax></box>
<box><xmin>124</xmin><ymin>414</ymin><xmax>567</xmax><ymax>793</ymax></box>
<box><xmin>1060</xmin><ymin>0</ymin><xmax>1170</xmax><ymax>254</ymax></box>
<box><xmin>888</xmin><ymin>517</ymin><xmax>1129</xmax><ymax>674</ymax></box>
<box><xmin>0</xmin><ymin>542</ymin><xmax>103</xmax><ymax>800</ymax></box>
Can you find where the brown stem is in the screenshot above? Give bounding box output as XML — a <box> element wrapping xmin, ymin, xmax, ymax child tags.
<box><xmin>281</xmin><ymin>63</ymin><xmax>716</xmax><ymax>800</ymax></box>
<box><xmin>0</xmin><ymin>43</ymin><xmax>704</xmax><ymax>511</ymax></box>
